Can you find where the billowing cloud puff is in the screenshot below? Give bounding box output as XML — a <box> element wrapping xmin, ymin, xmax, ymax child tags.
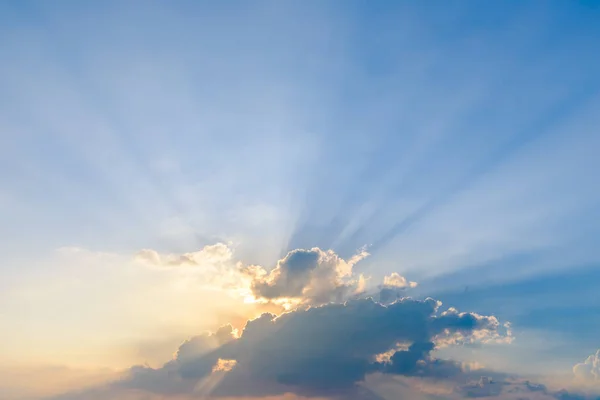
<box><xmin>133</xmin><ymin>244</ymin><xmax>420</xmax><ymax>310</ymax></box>
<box><xmin>433</xmin><ymin>308</ymin><xmax>513</xmax><ymax>346</ymax></box>
<box><xmin>573</xmin><ymin>349</ymin><xmax>600</xmax><ymax>381</ymax></box>
<box><xmin>383</xmin><ymin>272</ymin><xmax>418</xmax><ymax>289</ymax></box>
<box><xmin>378</xmin><ymin>272</ymin><xmax>418</xmax><ymax>304</ymax></box>
<box><xmin>246</xmin><ymin>247</ymin><xmax>370</xmax><ymax>306</ymax></box>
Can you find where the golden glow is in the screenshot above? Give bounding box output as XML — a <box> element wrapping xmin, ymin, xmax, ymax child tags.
<box><xmin>212</xmin><ymin>359</ymin><xmax>237</xmax><ymax>372</ymax></box>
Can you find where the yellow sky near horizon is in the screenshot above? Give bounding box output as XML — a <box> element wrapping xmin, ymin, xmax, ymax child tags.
<box><xmin>0</xmin><ymin>244</ymin><xmax>285</xmax><ymax>370</ymax></box>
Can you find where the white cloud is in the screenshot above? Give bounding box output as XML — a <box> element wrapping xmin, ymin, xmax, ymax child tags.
<box><xmin>135</xmin><ymin>243</ymin><xmax>234</xmax><ymax>267</ymax></box>
<box><xmin>383</xmin><ymin>272</ymin><xmax>418</xmax><ymax>288</ymax></box>
<box><xmin>573</xmin><ymin>350</ymin><xmax>600</xmax><ymax>382</ymax></box>
<box><xmin>434</xmin><ymin>309</ymin><xmax>514</xmax><ymax>347</ymax></box>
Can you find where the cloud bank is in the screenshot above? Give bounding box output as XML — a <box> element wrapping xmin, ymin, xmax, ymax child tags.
<box><xmin>48</xmin><ymin>246</ymin><xmax>596</xmax><ymax>400</ymax></box>
<box><xmin>53</xmin><ymin>244</ymin><xmax>515</xmax><ymax>399</ymax></box>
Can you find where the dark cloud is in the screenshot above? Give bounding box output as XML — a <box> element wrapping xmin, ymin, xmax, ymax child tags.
<box><xmin>461</xmin><ymin>376</ymin><xmax>506</xmax><ymax>398</ymax></box>
<box><xmin>453</xmin><ymin>375</ymin><xmax>600</xmax><ymax>400</ymax></box>
<box><xmin>554</xmin><ymin>389</ymin><xmax>597</xmax><ymax>400</ymax></box>
<box><xmin>46</xmin><ymin>247</ymin><xmax>522</xmax><ymax>400</ymax></box>
<box><xmin>176</xmin><ymin>325</ymin><xmax>236</xmax><ymax>363</ymax></box>
<box><xmin>373</xmin><ymin>273</ymin><xmax>418</xmax><ymax>304</ymax></box>
<box><xmin>378</xmin><ymin>342</ymin><xmax>464</xmax><ymax>379</ymax></box>
<box><xmin>97</xmin><ymin>297</ymin><xmax>508</xmax><ymax>398</ymax></box>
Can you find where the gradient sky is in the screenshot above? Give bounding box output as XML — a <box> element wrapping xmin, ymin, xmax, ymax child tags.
<box><xmin>1</xmin><ymin>1</ymin><xmax>600</xmax><ymax>400</ymax></box>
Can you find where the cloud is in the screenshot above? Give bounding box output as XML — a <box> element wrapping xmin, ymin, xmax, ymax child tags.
<box><xmin>386</xmin><ymin>373</ymin><xmax>599</xmax><ymax>400</ymax></box>
<box><xmin>361</xmin><ymin>372</ymin><xmax>600</xmax><ymax>400</ymax></box>
<box><xmin>175</xmin><ymin>325</ymin><xmax>237</xmax><ymax>364</ymax></box>
<box><xmin>212</xmin><ymin>359</ymin><xmax>237</xmax><ymax>373</ymax></box>
<box><xmin>73</xmin><ymin>296</ymin><xmax>511</xmax><ymax>399</ymax></box>
<box><xmin>433</xmin><ymin>308</ymin><xmax>513</xmax><ymax>346</ymax></box>
<box><xmin>378</xmin><ymin>272</ymin><xmax>418</xmax><ymax>304</ymax></box>
<box><xmin>133</xmin><ymin>243</ymin><xmax>259</xmax><ymax>303</ymax></box>
<box><xmin>383</xmin><ymin>273</ymin><xmax>418</xmax><ymax>289</ymax></box>
<box><xmin>46</xmin><ymin>246</ymin><xmax>525</xmax><ymax>400</ymax></box>
<box><xmin>136</xmin><ymin>244</ymin><xmax>376</xmax><ymax>308</ymax></box>
<box><xmin>246</xmin><ymin>247</ymin><xmax>370</xmax><ymax>306</ymax></box>
<box><xmin>135</xmin><ymin>243</ymin><xmax>234</xmax><ymax>267</ymax></box>
<box><xmin>573</xmin><ymin>350</ymin><xmax>600</xmax><ymax>382</ymax></box>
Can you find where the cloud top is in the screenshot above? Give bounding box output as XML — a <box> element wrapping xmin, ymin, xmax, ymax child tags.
<box><xmin>574</xmin><ymin>350</ymin><xmax>600</xmax><ymax>382</ymax></box>
<box><xmin>247</xmin><ymin>247</ymin><xmax>369</xmax><ymax>306</ymax></box>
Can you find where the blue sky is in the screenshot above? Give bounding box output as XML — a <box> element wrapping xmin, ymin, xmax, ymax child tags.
<box><xmin>1</xmin><ymin>1</ymin><xmax>600</xmax><ymax>399</ymax></box>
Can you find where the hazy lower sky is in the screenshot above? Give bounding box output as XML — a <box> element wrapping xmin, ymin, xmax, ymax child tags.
<box><xmin>1</xmin><ymin>1</ymin><xmax>599</xmax><ymax>400</ymax></box>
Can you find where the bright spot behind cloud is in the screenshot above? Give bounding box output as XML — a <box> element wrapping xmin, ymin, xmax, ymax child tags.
<box><xmin>87</xmin><ymin>295</ymin><xmax>510</xmax><ymax>399</ymax></box>
<box><xmin>136</xmin><ymin>244</ymin><xmax>374</xmax><ymax>307</ymax></box>
<box><xmin>212</xmin><ymin>359</ymin><xmax>237</xmax><ymax>373</ymax></box>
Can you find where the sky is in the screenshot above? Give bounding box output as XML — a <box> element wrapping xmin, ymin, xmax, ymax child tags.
<box><xmin>1</xmin><ymin>1</ymin><xmax>600</xmax><ymax>399</ymax></box>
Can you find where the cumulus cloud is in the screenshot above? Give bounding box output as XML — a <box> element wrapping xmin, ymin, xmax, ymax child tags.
<box><xmin>377</xmin><ymin>272</ymin><xmax>418</xmax><ymax>304</ymax></box>
<box><xmin>49</xmin><ymin>295</ymin><xmax>600</xmax><ymax>400</ymax></box>
<box><xmin>74</xmin><ymin>296</ymin><xmax>511</xmax><ymax>399</ymax></box>
<box><xmin>51</xmin><ymin>245</ymin><xmax>525</xmax><ymax>400</ymax></box>
<box><xmin>133</xmin><ymin>243</ymin><xmax>424</xmax><ymax>314</ymax></box>
<box><xmin>383</xmin><ymin>272</ymin><xmax>418</xmax><ymax>289</ymax></box>
<box><xmin>246</xmin><ymin>247</ymin><xmax>370</xmax><ymax>306</ymax></box>
<box><xmin>433</xmin><ymin>308</ymin><xmax>513</xmax><ymax>346</ymax></box>
<box><xmin>573</xmin><ymin>350</ymin><xmax>600</xmax><ymax>382</ymax></box>
<box><xmin>134</xmin><ymin>244</ymin><xmax>383</xmax><ymax>308</ymax></box>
